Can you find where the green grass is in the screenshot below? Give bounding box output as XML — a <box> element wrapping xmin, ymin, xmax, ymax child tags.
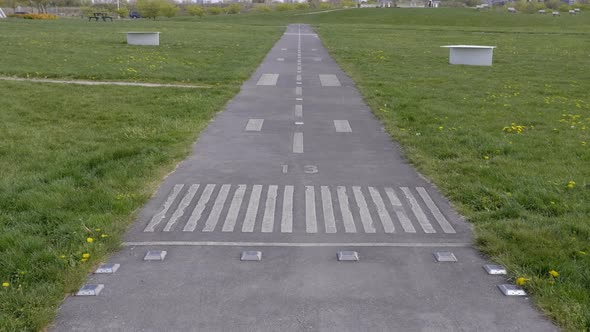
<box><xmin>1</xmin><ymin>8</ymin><xmax>589</xmax><ymax>331</ymax></box>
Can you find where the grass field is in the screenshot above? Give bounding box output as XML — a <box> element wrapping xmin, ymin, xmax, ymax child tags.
<box><xmin>0</xmin><ymin>8</ymin><xmax>589</xmax><ymax>331</ymax></box>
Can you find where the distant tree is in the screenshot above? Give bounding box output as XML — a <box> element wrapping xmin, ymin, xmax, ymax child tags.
<box><xmin>159</xmin><ymin>1</ymin><xmax>178</xmax><ymax>17</ymax></box>
<box><xmin>186</xmin><ymin>4</ymin><xmax>205</xmax><ymax>17</ymax></box>
<box><xmin>136</xmin><ymin>0</ymin><xmax>161</xmax><ymax>19</ymax></box>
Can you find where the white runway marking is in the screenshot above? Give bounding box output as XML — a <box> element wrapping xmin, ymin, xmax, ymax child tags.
<box><xmin>337</xmin><ymin>186</ymin><xmax>357</xmax><ymax>233</ymax></box>
<box><xmin>125</xmin><ymin>241</ymin><xmax>471</xmax><ymax>248</ymax></box>
<box><xmin>183</xmin><ymin>184</ymin><xmax>216</xmax><ymax>232</ymax></box>
<box><xmin>293</xmin><ymin>132</ymin><xmax>304</xmax><ymax>153</ymax></box>
<box><xmin>242</xmin><ymin>185</ymin><xmax>262</xmax><ymax>233</ymax></box>
<box><xmin>144</xmin><ymin>184</ymin><xmax>184</xmax><ymax>232</ymax></box>
<box><xmin>334</xmin><ymin>120</ymin><xmax>352</xmax><ymax>133</ymax></box>
<box><xmin>321</xmin><ymin>186</ymin><xmax>337</xmax><ymax>233</ymax></box>
<box><xmin>319</xmin><ymin>74</ymin><xmax>341</xmax><ymax>87</ymax></box>
<box><xmin>281</xmin><ymin>48</ymin><xmax>287</xmax><ymax>51</ymax></box>
<box><xmin>281</xmin><ymin>185</ymin><xmax>294</xmax><ymax>233</ymax></box>
<box><xmin>385</xmin><ymin>187</ymin><xmax>415</xmax><ymax>233</ymax></box>
<box><xmin>369</xmin><ymin>187</ymin><xmax>395</xmax><ymax>233</ymax></box>
<box><xmin>256</xmin><ymin>73</ymin><xmax>279</xmax><ymax>86</ymax></box>
<box><xmin>163</xmin><ymin>184</ymin><xmax>199</xmax><ymax>232</ymax></box>
<box><xmin>306</xmin><ymin>186</ymin><xmax>318</xmax><ymax>233</ymax></box>
<box><xmin>261</xmin><ymin>185</ymin><xmax>278</xmax><ymax>232</ymax></box>
<box><xmin>277</xmin><ymin>58</ymin><xmax>284</xmax><ymax>61</ymax></box>
<box><xmin>353</xmin><ymin>186</ymin><xmax>376</xmax><ymax>233</ymax></box>
<box><xmin>401</xmin><ymin>187</ymin><xmax>435</xmax><ymax>233</ymax></box>
<box><xmin>146</xmin><ymin>185</ymin><xmax>458</xmax><ymax>235</ymax></box>
<box><xmin>417</xmin><ymin>187</ymin><xmax>456</xmax><ymax>233</ymax></box>
<box><xmin>222</xmin><ymin>185</ymin><xmax>246</xmax><ymax>232</ymax></box>
<box><xmin>295</xmin><ymin>105</ymin><xmax>303</xmax><ymax>117</ymax></box>
<box><xmin>296</xmin><ymin>74</ymin><xmax>302</xmax><ymax>81</ymax></box>
<box><xmin>202</xmin><ymin>184</ymin><xmax>231</xmax><ymax>232</ymax></box>
<box><xmin>245</xmin><ymin>119</ymin><xmax>264</xmax><ymax>132</ymax></box>
<box><xmin>296</xmin><ymin>87</ymin><xmax>302</xmax><ymax>96</ymax></box>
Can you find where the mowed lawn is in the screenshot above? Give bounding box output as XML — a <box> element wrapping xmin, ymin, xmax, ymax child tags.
<box><xmin>300</xmin><ymin>8</ymin><xmax>590</xmax><ymax>331</ymax></box>
<box><xmin>0</xmin><ymin>18</ymin><xmax>282</xmax><ymax>331</ymax></box>
<box><xmin>0</xmin><ymin>8</ymin><xmax>589</xmax><ymax>331</ymax></box>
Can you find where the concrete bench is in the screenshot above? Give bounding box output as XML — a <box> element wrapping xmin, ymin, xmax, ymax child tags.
<box><xmin>538</xmin><ymin>9</ymin><xmax>546</xmax><ymax>14</ymax></box>
<box><xmin>552</xmin><ymin>11</ymin><xmax>560</xmax><ymax>16</ymax></box>
<box><xmin>126</xmin><ymin>32</ymin><xmax>160</xmax><ymax>46</ymax></box>
<box><xmin>441</xmin><ymin>45</ymin><xmax>496</xmax><ymax>66</ymax></box>
<box><xmin>507</xmin><ymin>7</ymin><xmax>516</xmax><ymax>13</ymax></box>
<box><xmin>569</xmin><ymin>10</ymin><xmax>576</xmax><ymax>15</ymax></box>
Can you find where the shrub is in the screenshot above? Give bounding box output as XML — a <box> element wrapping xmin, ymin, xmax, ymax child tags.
<box><xmin>558</xmin><ymin>4</ymin><xmax>571</xmax><ymax>11</ymax></box>
<box><xmin>339</xmin><ymin>0</ymin><xmax>356</xmax><ymax>8</ymax></box>
<box><xmin>207</xmin><ymin>6</ymin><xmax>223</xmax><ymax>15</ymax></box>
<box><xmin>295</xmin><ymin>2</ymin><xmax>310</xmax><ymax>9</ymax></box>
<box><xmin>115</xmin><ymin>7</ymin><xmax>129</xmax><ymax>18</ymax></box>
<box><xmin>160</xmin><ymin>2</ymin><xmax>179</xmax><ymax>17</ymax></box>
<box><xmin>253</xmin><ymin>5</ymin><xmax>272</xmax><ymax>12</ymax></box>
<box><xmin>225</xmin><ymin>3</ymin><xmax>242</xmax><ymax>14</ymax></box>
<box><xmin>10</xmin><ymin>13</ymin><xmax>59</xmax><ymax>19</ymax></box>
<box><xmin>275</xmin><ymin>3</ymin><xmax>294</xmax><ymax>11</ymax></box>
<box><xmin>545</xmin><ymin>0</ymin><xmax>561</xmax><ymax>9</ymax></box>
<box><xmin>186</xmin><ymin>4</ymin><xmax>205</xmax><ymax>17</ymax></box>
<box><xmin>319</xmin><ymin>3</ymin><xmax>333</xmax><ymax>9</ymax></box>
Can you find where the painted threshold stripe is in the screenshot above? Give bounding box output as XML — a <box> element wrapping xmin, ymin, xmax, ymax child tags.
<box><xmin>334</xmin><ymin>120</ymin><xmax>352</xmax><ymax>133</ymax></box>
<box><xmin>261</xmin><ymin>185</ymin><xmax>278</xmax><ymax>232</ymax></box>
<box><xmin>256</xmin><ymin>73</ymin><xmax>279</xmax><ymax>86</ymax></box>
<box><xmin>281</xmin><ymin>186</ymin><xmax>294</xmax><ymax>233</ymax></box>
<box><xmin>202</xmin><ymin>184</ymin><xmax>231</xmax><ymax>232</ymax></box>
<box><xmin>319</xmin><ymin>74</ymin><xmax>341</xmax><ymax>87</ymax></box>
<box><xmin>337</xmin><ymin>186</ymin><xmax>357</xmax><ymax>233</ymax></box>
<box><xmin>183</xmin><ymin>184</ymin><xmax>215</xmax><ymax>232</ymax></box>
<box><xmin>305</xmin><ymin>186</ymin><xmax>318</xmax><ymax>233</ymax></box>
<box><xmin>321</xmin><ymin>186</ymin><xmax>337</xmax><ymax>233</ymax></box>
<box><xmin>144</xmin><ymin>184</ymin><xmax>184</xmax><ymax>232</ymax></box>
<box><xmin>222</xmin><ymin>185</ymin><xmax>246</xmax><ymax>232</ymax></box>
<box><xmin>293</xmin><ymin>132</ymin><xmax>303</xmax><ymax>153</ymax></box>
<box><xmin>416</xmin><ymin>187</ymin><xmax>456</xmax><ymax>233</ymax></box>
<box><xmin>124</xmin><ymin>241</ymin><xmax>471</xmax><ymax>248</ymax></box>
<box><xmin>245</xmin><ymin>119</ymin><xmax>264</xmax><ymax>132</ymax></box>
<box><xmin>385</xmin><ymin>187</ymin><xmax>415</xmax><ymax>233</ymax></box>
<box><xmin>242</xmin><ymin>185</ymin><xmax>262</xmax><ymax>232</ymax></box>
<box><xmin>353</xmin><ymin>186</ymin><xmax>376</xmax><ymax>233</ymax></box>
<box><xmin>401</xmin><ymin>187</ymin><xmax>435</xmax><ymax>233</ymax></box>
<box><xmin>295</xmin><ymin>105</ymin><xmax>303</xmax><ymax>117</ymax></box>
<box><xmin>163</xmin><ymin>184</ymin><xmax>199</xmax><ymax>232</ymax></box>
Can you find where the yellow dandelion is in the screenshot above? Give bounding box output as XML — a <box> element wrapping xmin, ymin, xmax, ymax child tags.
<box><xmin>82</xmin><ymin>253</ymin><xmax>90</xmax><ymax>259</ymax></box>
<box><xmin>60</xmin><ymin>255</ymin><xmax>66</xmax><ymax>259</ymax></box>
<box><xmin>2</xmin><ymin>282</ymin><xmax>9</xmax><ymax>288</ymax></box>
<box><xmin>484</xmin><ymin>155</ymin><xmax>489</xmax><ymax>160</ymax></box>
<box><xmin>515</xmin><ymin>277</ymin><xmax>529</xmax><ymax>286</ymax></box>
<box><xmin>549</xmin><ymin>270</ymin><xmax>559</xmax><ymax>278</ymax></box>
<box><xmin>86</xmin><ymin>237</ymin><xmax>94</xmax><ymax>243</ymax></box>
<box><xmin>100</xmin><ymin>234</ymin><xmax>108</xmax><ymax>238</ymax></box>
<box><xmin>567</xmin><ymin>181</ymin><xmax>575</xmax><ymax>189</ymax></box>
<box><xmin>95</xmin><ymin>228</ymin><xmax>102</xmax><ymax>232</ymax></box>
<box><xmin>438</xmin><ymin>126</ymin><xmax>444</xmax><ymax>130</ymax></box>
<box><xmin>578</xmin><ymin>251</ymin><xmax>587</xmax><ymax>256</ymax></box>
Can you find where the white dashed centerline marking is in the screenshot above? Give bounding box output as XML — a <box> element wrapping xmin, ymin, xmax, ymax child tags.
<box><xmin>319</xmin><ymin>74</ymin><xmax>341</xmax><ymax>87</ymax></box>
<box><xmin>245</xmin><ymin>119</ymin><xmax>264</xmax><ymax>132</ymax></box>
<box><xmin>295</xmin><ymin>105</ymin><xmax>303</xmax><ymax>117</ymax></box>
<box><xmin>257</xmin><ymin>73</ymin><xmax>279</xmax><ymax>86</ymax></box>
<box><xmin>293</xmin><ymin>132</ymin><xmax>304</xmax><ymax>153</ymax></box>
<box><xmin>334</xmin><ymin>120</ymin><xmax>352</xmax><ymax>133</ymax></box>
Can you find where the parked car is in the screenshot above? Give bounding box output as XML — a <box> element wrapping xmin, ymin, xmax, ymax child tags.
<box><xmin>129</xmin><ymin>11</ymin><xmax>141</xmax><ymax>19</ymax></box>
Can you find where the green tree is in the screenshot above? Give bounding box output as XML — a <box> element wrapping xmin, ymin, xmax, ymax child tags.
<box><xmin>159</xmin><ymin>1</ymin><xmax>178</xmax><ymax>17</ymax></box>
<box><xmin>136</xmin><ymin>0</ymin><xmax>161</xmax><ymax>19</ymax></box>
<box><xmin>186</xmin><ymin>4</ymin><xmax>205</xmax><ymax>17</ymax></box>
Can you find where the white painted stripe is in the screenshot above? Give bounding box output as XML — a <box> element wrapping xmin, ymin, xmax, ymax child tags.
<box><xmin>256</xmin><ymin>73</ymin><xmax>279</xmax><ymax>86</ymax></box>
<box><xmin>296</xmin><ymin>74</ymin><xmax>302</xmax><ymax>81</ymax></box>
<box><xmin>296</xmin><ymin>82</ymin><xmax>302</xmax><ymax>85</ymax></box>
<box><xmin>314</xmin><ymin>57</ymin><xmax>322</xmax><ymax>62</ymax></box>
<box><xmin>368</xmin><ymin>187</ymin><xmax>395</xmax><ymax>233</ymax></box>
<box><xmin>297</xmin><ymin>65</ymin><xmax>302</xmax><ymax>71</ymax></box>
<box><xmin>163</xmin><ymin>184</ymin><xmax>199</xmax><ymax>232</ymax></box>
<box><xmin>337</xmin><ymin>186</ymin><xmax>357</xmax><ymax>233</ymax></box>
<box><xmin>281</xmin><ymin>48</ymin><xmax>287</xmax><ymax>51</ymax></box>
<box><xmin>262</xmin><ymin>185</ymin><xmax>278</xmax><ymax>232</ymax></box>
<box><xmin>245</xmin><ymin>119</ymin><xmax>264</xmax><ymax>132</ymax></box>
<box><xmin>125</xmin><ymin>241</ymin><xmax>471</xmax><ymax>248</ymax></box>
<box><xmin>312</xmin><ymin>48</ymin><xmax>317</xmax><ymax>51</ymax></box>
<box><xmin>295</xmin><ymin>87</ymin><xmax>302</xmax><ymax>96</ymax></box>
<box><xmin>222</xmin><ymin>185</ymin><xmax>246</xmax><ymax>232</ymax></box>
<box><xmin>202</xmin><ymin>184</ymin><xmax>231</xmax><ymax>232</ymax></box>
<box><xmin>401</xmin><ymin>187</ymin><xmax>435</xmax><ymax>233</ymax></box>
<box><xmin>305</xmin><ymin>186</ymin><xmax>318</xmax><ymax>233</ymax></box>
<box><xmin>321</xmin><ymin>186</ymin><xmax>337</xmax><ymax>233</ymax></box>
<box><xmin>334</xmin><ymin>120</ymin><xmax>352</xmax><ymax>133</ymax></box>
<box><xmin>242</xmin><ymin>185</ymin><xmax>262</xmax><ymax>232</ymax></box>
<box><xmin>385</xmin><ymin>187</ymin><xmax>415</xmax><ymax>233</ymax></box>
<box><xmin>416</xmin><ymin>187</ymin><xmax>456</xmax><ymax>234</ymax></box>
<box><xmin>295</xmin><ymin>105</ymin><xmax>303</xmax><ymax>117</ymax></box>
<box><xmin>353</xmin><ymin>186</ymin><xmax>376</xmax><ymax>233</ymax></box>
<box><xmin>277</xmin><ymin>58</ymin><xmax>284</xmax><ymax>61</ymax></box>
<box><xmin>144</xmin><ymin>184</ymin><xmax>184</xmax><ymax>232</ymax></box>
<box><xmin>183</xmin><ymin>184</ymin><xmax>216</xmax><ymax>232</ymax></box>
<box><xmin>282</xmin><ymin>165</ymin><xmax>289</xmax><ymax>174</ymax></box>
<box><xmin>284</xmin><ymin>33</ymin><xmax>318</xmax><ymax>36</ymax></box>
<box><xmin>319</xmin><ymin>74</ymin><xmax>341</xmax><ymax>87</ymax></box>
<box><xmin>296</xmin><ymin>97</ymin><xmax>303</xmax><ymax>101</ymax></box>
<box><xmin>281</xmin><ymin>185</ymin><xmax>294</xmax><ymax>233</ymax></box>
<box><xmin>293</xmin><ymin>132</ymin><xmax>303</xmax><ymax>153</ymax></box>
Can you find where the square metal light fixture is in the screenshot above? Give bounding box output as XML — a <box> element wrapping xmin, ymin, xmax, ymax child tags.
<box><xmin>76</xmin><ymin>284</ymin><xmax>104</xmax><ymax>296</ymax></box>
<box><xmin>483</xmin><ymin>264</ymin><xmax>507</xmax><ymax>275</ymax></box>
<box><xmin>95</xmin><ymin>263</ymin><xmax>120</xmax><ymax>274</ymax></box>
<box><xmin>241</xmin><ymin>251</ymin><xmax>262</xmax><ymax>261</ymax></box>
<box><xmin>433</xmin><ymin>252</ymin><xmax>457</xmax><ymax>262</ymax></box>
<box><xmin>337</xmin><ymin>251</ymin><xmax>359</xmax><ymax>262</ymax></box>
<box><xmin>144</xmin><ymin>250</ymin><xmax>167</xmax><ymax>261</ymax></box>
<box><xmin>498</xmin><ymin>284</ymin><xmax>527</xmax><ymax>296</ymax></box>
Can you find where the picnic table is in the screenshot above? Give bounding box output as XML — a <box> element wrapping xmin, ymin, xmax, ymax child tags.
<box><xmin>88</xmin><ymin>12</ymin><xmax>113</xmax><ymax>21</ymax></box>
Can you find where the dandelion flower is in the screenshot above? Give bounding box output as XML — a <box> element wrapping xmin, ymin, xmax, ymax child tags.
<box><xmin>515</xmin><ymin>277</ymin><xmax>529</xmax><ymax>286</ymax></box>
<box><xmin>80</xmin><ymin>258</ymin><xmax>88</xmax><ymax>263</ymax></box>
<box><xmin>484</xmin><ymin>155</ymin><xmax>489</xmax><ymax>160</ymax></box>
<box><xmin>60</xmin><ymin>255</ymin><xmax>66</xmax><ymax>259</ymax></box>
<box><xmin>82</xmin><ymin>253</ymin><xmax>90</xmax><ymax>259</ymax></box>
<box><xmin>567</xmin><ymin>181</ymin><xmax>575</xmax><ymax>189</ymax></box>
<box><xmin>94</xmin><ymin>228</ymin><xmax>101</xmax><ymax>232</ymax></box>
<box><xmin>86</xmin><ymin>237</ymin><xmax>94</xmax><ymax>243</ymax></box>
<box><xmin>549</xmin><ymin>270</ymin><xmax>559</xmax><ymax>278</ymax></box>
<box><xmin>578</xmin><ymin>251</ymin><xmax>587</xmax><ymax>256</ymax></box>
<box><xmin>2</xmin><ymin>282</ymin><xmax>9</xmax><ymax>288</ymax></box>
<box><xmin>100</xmin><ymin>234</ymin><xmax>108</xmax><ymax>238</ymax></box>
